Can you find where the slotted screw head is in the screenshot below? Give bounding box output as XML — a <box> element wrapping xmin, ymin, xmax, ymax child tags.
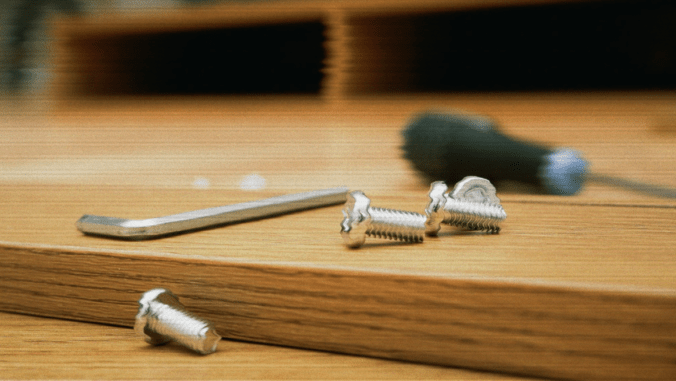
<box><xmin>341</xmin><ymin>190</ymin><xmax>426</xmax><ymax>248</ymax></box>
<box><xmin>135</xmin><ymin>288</ymin><xmax>221</xmax><ymax>355</ymax></box>
<box><xmin>136</xmin><ymin>288</ymin><xmax>174</xmax><ymax>346</ymax></box>
<box><xmin>425</xmin><ymin>177</ymin><xmax>506</xmax><ymax>235</ymax></box>
<box><xmin>425</xmin><ymin>181</ymin><xmax>449</xmax><ymax>236</ymax></box>
<box><xmin>341</xmin><ymin>191</ymin><xmax>372</xmax><ymax>248</ymax></box>
<box><xmin>450</xmin><ymin>176</ymin><xmax>501</xmax><ymax>204</ymax></box>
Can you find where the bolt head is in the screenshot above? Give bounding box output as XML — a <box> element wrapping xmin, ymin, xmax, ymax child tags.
<box><xmin>135</xmin><ymin>288</ymin><xmax>178</xmax><ymax>345</ymax></box>
<box><xmin>425</xmin><ymin>181</ymin><xmax>448</xmax><ymax>236</ymax></box>
<box><xmin>340</xmin><ymin>191</ymin><xmax>371</xmax><ymax>248</ymax></box>
<box><xmin>449</xmin><ymin>176</ymin><xmax>501</xmax><ymax>204</ymax></box>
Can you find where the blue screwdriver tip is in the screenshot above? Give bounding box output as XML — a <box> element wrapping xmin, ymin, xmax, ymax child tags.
<box><xmin>539</xmin><ymin>148</ymin><xmax>588</xmax><ymax>196</ymax></box>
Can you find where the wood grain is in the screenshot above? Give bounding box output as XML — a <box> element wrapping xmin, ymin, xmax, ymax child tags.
<box><xmin>2</xmin><ymin>240</ymin><xmax>675</xmax><ymax>381</ymax></box>
<box><xmin>8</xmin><ymin>0</ymin><xmax>676</xmax><ymax>378</ymax></box>
<box><xmin>1</xmin><ymin>185</ymin><xmax>675</xmax><ymax>380</ymax></box>
<box><xmin>1</xmin><ymin>185</ymin><xmax>675</xmax><ymax>287</ymax></box>
<box><xmin>1</xmin><ymin>312</ymin><xmax>531</xmax><ymax>380</ymax></box>
<box><xmin>2</xmin><ymin>93</ymin><xmax>676</xmax><ymax>380</ymax></box>
<box><xmin>6</xmin><ymin>93</ymin><xmax>676</xmax><ymax>200</ymax></box>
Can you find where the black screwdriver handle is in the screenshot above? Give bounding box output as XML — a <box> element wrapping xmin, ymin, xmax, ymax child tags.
<box><xmin>402</xmin><ymin>111</ymin><xmax>551</xmax><ymax>183</ymax></box>
<box><xmin>402</xmin><ymin>111</ymin><xmax>587</xmax><ymax>195</ymax></box>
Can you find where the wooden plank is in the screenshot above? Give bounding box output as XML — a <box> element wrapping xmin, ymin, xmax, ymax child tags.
<box><xmin>1</xmin><ymin>184</ymin><xmax>675</xmax><ymax>380</ymax></box>
<box><xmin>0</xmin><ymin>311</ymin><xmax>533</xmax><ymax>380</ymax></box>
<box><xmin>2</xmin><ymin>93</ymin><xmax>676</xmax><ymax>379</ymax></box>
<box><xmin>2</xmin><ymin>243</ymin><xmax>675</xmax><ymax>380</ymax></box>
<box><xmin>1</xmin><ymin>185</ymin><xmax>675</xmax><ymax>286</ymax></box>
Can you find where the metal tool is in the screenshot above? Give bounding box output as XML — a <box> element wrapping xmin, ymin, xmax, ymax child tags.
<box><xmin>77</xmin><ymin>187</ymin><xmax>348</xmax><ymax>240</ymax></box>
<box><xmin>402</xmin><ymin>111</ymin><xmax>676</xmax><ymax>198</ymax></box>
<box><xmin>341</xmin><ymin>190</ymin><xmax>426</xmax><ymax>248</ymax></box>
<box><xmin>135</xmin><ymin>288</ymin><xmax>221</xmax><ymax>355</ymax></box>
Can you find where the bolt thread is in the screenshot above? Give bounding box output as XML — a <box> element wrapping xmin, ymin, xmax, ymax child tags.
<box><xmin>443</xmin><ymin>198</ymin><xmax>506</xmax><ymax>233</ymax></box>
<box><xmin>147</xmin><ymin>301</ymin><xmax>221</xmax><ymax>354</ymax></box>
<box><xmin>366</xmin><ymin>207</ymin><xmax>426</xmax><ymax>243</ymax></box>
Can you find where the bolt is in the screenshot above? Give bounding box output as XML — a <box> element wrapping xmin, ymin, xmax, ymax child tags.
<box><xmin>341</xmin><ymin>190</ymin><xmax>426</xmax><ymax>248</ymax></box>
<box><xmin>425</xmin><ymin>176</ymin><xmax>507</xmax><ymax>236</ymax></box>
<box><xmin>135</xmin><ymin>288</ymin><xmax>221</xmax><ymax>355</ymax></box>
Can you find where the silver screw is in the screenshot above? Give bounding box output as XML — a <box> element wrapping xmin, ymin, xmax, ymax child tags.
<box><xmin>135</xmin><ymin>288</ymin><xmax>221</xmax><ymax>355</ymax></box>
<box><xmin>425</xmin><ymin>177</ymin><xmax>507</xmax><ymax>236</ymax></box>
<box><xmin>341</xmin><ymin>190</ymin><xmax>426</xmax><ymax>248</ymax></box>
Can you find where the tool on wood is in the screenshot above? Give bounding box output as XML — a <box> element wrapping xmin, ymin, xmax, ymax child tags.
<box><xmin>425</xmin><ymin>177</ymin><xmax>506</xmax><ymax>236</ymax></box>
<box><xmin>341</xmin><ymin>190</ymin><xmax>426</xmax><ymax>248</ymax></box>
<box><xmin>135</xmin><ymin>288</ymin><xmax>221</xmax><ymax>355</ymax></box>
<box><xmin>77</xmin><ymin>187</ymin><xmax>348</xmax><ymax>240</ymax></box>
<box><xmin>402</xmin><ymin>111</ymin><xmax>676</xmax><ymax>198</ymax></box>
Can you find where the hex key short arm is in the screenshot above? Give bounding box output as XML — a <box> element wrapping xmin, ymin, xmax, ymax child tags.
<box><xmin>76</xmin><ymin>187</ymin><xmax>348</xmax><ymax>240</ymax></box>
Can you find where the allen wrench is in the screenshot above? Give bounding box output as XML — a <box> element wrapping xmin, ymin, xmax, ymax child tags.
<box><xmin>77</xmin><ymin>187</ymin><xmax>348</xmax><ymax>240</ymax></box>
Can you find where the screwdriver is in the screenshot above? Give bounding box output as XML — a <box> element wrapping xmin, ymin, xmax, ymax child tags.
<box><xmin>402</xmin><ymin>110</ymin><xmax>676</xmax><ymax>199</ymax></box>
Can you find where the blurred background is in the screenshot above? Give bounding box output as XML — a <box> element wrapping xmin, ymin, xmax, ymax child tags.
<box><xmin>1</xmin><ymin>0</ymin><xmax>222</xmax><ymax>95</ymax></box>
<box><xmin>3</xmin><ymin>0</ymin><xmax>676</xmax><ymax>97</ymax></box>
<box><xmin>1</xmin><ymin>0</ymin><xmax>676</xmax><ymax>196</ymax></box>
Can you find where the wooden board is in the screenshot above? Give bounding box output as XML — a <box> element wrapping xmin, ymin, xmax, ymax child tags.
<box><xmin>2</xmin><ymin>187</ymin><xmax>675</xmax><ymax>380</ymax></box>
<box><xmin>1</xmin><ymin>311</ymin><xmax>531</xmax><ymax>380</ymax></box>
<box><xmin>1</xmin><ymin>94</ymin><xmax>676</xmax><ymax>380</ymax></box>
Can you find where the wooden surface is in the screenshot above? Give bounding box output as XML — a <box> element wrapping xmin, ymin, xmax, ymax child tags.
<box><xmin>1</xmin><ymin>311</ymin><xmax>528</xmax><ymax>380</ymax></box>
<box><xmin>1</xmin><ymin>94</ymin><xmax>676</xmax><ymax>380</ymax></box>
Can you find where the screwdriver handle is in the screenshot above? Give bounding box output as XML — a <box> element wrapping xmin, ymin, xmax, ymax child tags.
<box><xmin>402</xmin><ymin>111</ymin><xmax>588</xmax><ymax>195</ymax></box>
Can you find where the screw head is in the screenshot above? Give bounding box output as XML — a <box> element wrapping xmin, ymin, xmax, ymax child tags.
<box><xmin>425</xmin><ymin>181</ymin><xmax>449</xmax><ymax>236</ymax></box>
<box><xmin>341</xmin><ymin>191</ymin><xmax>372</xmax><ymax>248</ymax></box>
<box><xmin>135</xmin><ymin>288</ymin><xmax>177</xmax><ymax>345</ymax></box>
<box><xmin>450</xmin><ymin>176</ymin><xmax>501</xmax><ymax>204</ymax></box>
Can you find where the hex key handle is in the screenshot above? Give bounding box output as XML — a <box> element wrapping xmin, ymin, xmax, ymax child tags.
<box><xmin>77</xmin><ymin>187</ymin><xmax>348</xmax><ymax>240</ymax></box>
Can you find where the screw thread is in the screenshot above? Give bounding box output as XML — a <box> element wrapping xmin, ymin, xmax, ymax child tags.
<box><xmin>147</xmin><ymin>300</ymin><xmax>221</xmax><ymax>355</ymax></box>
<box><xmin>443</xmin><ymin>198</ymin><xmax>506</xmax><ymax>233</ymax></box>
<box><xmin>366</xmin><ymin>207</ymin><xmax>426</xmax><ymax>243</ymax></box>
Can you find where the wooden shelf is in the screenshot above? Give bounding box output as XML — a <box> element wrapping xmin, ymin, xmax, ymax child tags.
<box><xmin>51</xmin><ymin>0</ymin><xmax>676</xmax><ymax>108</ymax></box>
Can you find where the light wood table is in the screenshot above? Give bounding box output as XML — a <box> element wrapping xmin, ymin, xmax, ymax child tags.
<box><xmin>1</xmin><ymin>93</ymin><xmax>675</xmax><ymax>380</ymax></box>
<box><xmin>1</xmin><ymin>311</ymin><xmax>529</xmax><ymax>380</ymax></box>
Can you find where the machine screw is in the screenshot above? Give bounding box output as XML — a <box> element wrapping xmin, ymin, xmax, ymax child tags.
<box><xmin>135</xmin><ymin>288</ymin><xmax>221</xmax><ymax>355</ymax></box>
<box><xmin>425</xmin><ymin>176</ymin><xmax>506</xmax><ymax>236</ymax></box>
<box><xmin>341</xmin><ymin>190</ymin><xmax>426</xmax><ymax>248</ymax></box>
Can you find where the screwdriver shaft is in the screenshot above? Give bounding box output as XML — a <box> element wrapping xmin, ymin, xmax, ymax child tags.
<box><xmin>587</xmin><ymin>173</ymin><xmax>676</xmax><ymax>199</ymax></box>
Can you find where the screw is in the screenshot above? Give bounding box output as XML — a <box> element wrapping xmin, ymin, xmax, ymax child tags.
<box><xmin>425</xmin><ymin>176</ymin><xmax>507</xmax><ymax>236</ymax></box>
<box><xmin>135</xmin><ymin>288</ymin><xmax>221</xmax><ymax>355</ymax></box>
<box><xmin>341</xmin><ymin>190</ymin><xmax>426</xmax><ymax>248</ymax></box>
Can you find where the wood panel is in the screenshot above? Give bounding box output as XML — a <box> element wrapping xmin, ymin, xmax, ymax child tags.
<box><xmin>1</xmin><ymin>184</ymin><xmax>675</xmax><ymax>381</ymax></box>
<box><xmin>1</xmin><ymin>311</ymin><xmax>531</xmax><ymax>380</ymax></box>
<box><xmin>1</xmin><ymin>94</ymin><xmax>676</xmax><ymax>380</ymax></box>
